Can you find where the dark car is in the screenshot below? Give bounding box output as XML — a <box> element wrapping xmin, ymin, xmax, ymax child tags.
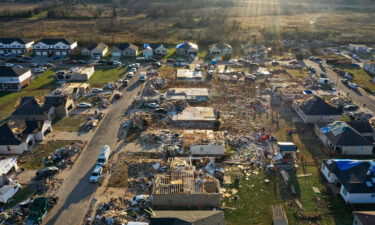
<box><xmin>341</xmin><ymin>79</ymin><xmax>349</xmax><ymax>84</ymax></box>
<box><xmin>343</xmin><ymin>105</ymin><xmax>359</xmax><ymax>111</ymax></box>
<box><xmin>36</xmin><ymin>166</ymin><xmax>59</xmax><ymax>179</ymax></box>
<box><xmin>154</xmin><ymin>108</ymin><xmax>167</xmax><ymax>114</ymax></box>
<box><xmin>107</xmin><ymin>61</ymin><xmax>114</xmax><ymax>65</ymax></box>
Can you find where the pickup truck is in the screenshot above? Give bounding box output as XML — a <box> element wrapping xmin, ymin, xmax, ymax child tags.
<box><xmin>97</xmin><ymin>145</ymin><xmax>111</xmax><ymax>167</ymax></box>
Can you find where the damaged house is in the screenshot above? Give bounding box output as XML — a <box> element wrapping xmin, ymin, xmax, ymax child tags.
<box><xmin>0</xmin><ymin>120</ymin><xmax>52</xmax><ymax>154</ymax></box>
<box><xmin>150</xmin><ymin>210</ymin><xmax>226</xmax><ymax>225</ymax></box>
<box><xmin>321</xmin><ymin>159</ymin><xmax>375</xmax><ymax>204</ymax></box>
<box><xmin>182</xmin><ymin>130</ymin><xmax>225</xmax><ymax>157</ymax></box>
<box><xmin>293</xmin><ymin>96</ymin><xmax>342</xmax><ymax>124</ymax></box>
<box><xmin>55</xmin><ymin>66</ymin><xmax>95</xmax><ymax>82</ymax></box>
<box><xmin>176</xmin><ymin>69</ymin><xmax>203</xmax><ymax>81</ymax></box>
<box><xmin>152</xmin><ymin>158</ymin><xmax>221</xmax><ymax>209</ymax></box>
<box><xmin>171</xmin><ymin>107</ymin><xmax>219</xmax><ymax>129</ymax></box>
<box><xmin>166</xmin><ymin>88</ymin><xmax>209</xmax><ymax>103</ymax></box>
<box><xmin>314</xmin><ymin>121</ymin><xmax>374</xmax><ymax>156</ymax></box>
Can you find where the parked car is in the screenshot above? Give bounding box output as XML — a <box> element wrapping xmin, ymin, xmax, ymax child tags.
<box><xmin>341</xmin><ymin>79</ymin><xmax>349</xmax><ymax>84</ymax></box>
<box><xmin>130</xmin><ymin>67</ymin><xmax>137</xmax><ymax>72</ymax></box>
<box><xmin>77</xmin><ymin>102</ymin><xmax>92</xmax><ymax>108</ymax></box>
<box><xmin>33</xmin><ymin>68</ymin><xmax>45</xmax><ymax>73</ymax></box>
<box><xmin>5</xmin><ymin>63</ymin><xmax>14</xmax><ymax>67</ymax></box>
<box><xmin>92</xmin><ymin>88</ymin><xmax>103</xmax><ymax>93</ymax></box>
<box><xmin>145</xmin><ymin>103</ymin><xmax>160</xmax><ymax>108</ymax></box>
<box><xmin>343</xmin><ymin>105</ymin><xmax>359</xmax><ymax>111</ymax></box>
<box><xmin>36</xmin><ymin>167</ymin><xmax>59</xmax><ymax>179</ymax></box>
<box><xmin>320</xmin><ymin>73</ymin><xmax>327</xmax><ymax>78</ymax></box>
<box><xmin>90</xmin><ymin>165</ymin><xmax>103</xmax><ymax>183</ymax></box>
<box><xmin>127</xmin><ymin>71</ymin><xmax>134</xmax><ymax>78</ymax></box>
<box><xmin>348</xmin><ymin>83</ymin><xmax>359</xmax><ymax>89</ymax></box>
<box><xmin>154</xmin><ymin>108</ymin><xmax>167</xmax><ymax>114</ymax></box>
<box><xmin>123</xmin><ymin>79</ymin><xmax>129</xmax><ymax>87</ymax></box>
<box><xmin>30</xmin><ymin>63</ymin><xmax>39</xmax><ymax>67</ymax></box>
<box><xmin>78</xmin><ymin>60</ymin><xmax>86</xmax><ymax>64</ymax></box>
<box><xmin>14</xmin><ymin>64</ymin><xmax>23</xmax><ymax>68</ymax></box>
<box><xmin>113</xmin><ymin>61</ymin><xmax>122</xmax><ymax>66</ymax></box>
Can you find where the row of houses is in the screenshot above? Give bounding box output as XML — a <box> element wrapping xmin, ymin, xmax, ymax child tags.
<box><xmin>0</xmin><ymin>38</ymin><xmax>237</xmax><ymax>57</ymax></box>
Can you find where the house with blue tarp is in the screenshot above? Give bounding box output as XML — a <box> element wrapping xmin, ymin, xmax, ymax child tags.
<box><xmin>314</xmin><ymin>121</ymin><xmax>374</xmax><ymax>156</ymax></box>
<box><xmin>321</xmin><ymin>159</ymin><xmax>375</xmax><ymax>204</ymax></box>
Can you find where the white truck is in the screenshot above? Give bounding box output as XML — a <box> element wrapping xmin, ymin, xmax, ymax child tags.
<box><xmin>97</xmin><ymin>145</ymin><xmax>111</xmax><ymax>167</ymax></box>
<box><xmin>140</xmin><ymin>72</ymin><xmax>146</xmax><ymax>82</ymax></box>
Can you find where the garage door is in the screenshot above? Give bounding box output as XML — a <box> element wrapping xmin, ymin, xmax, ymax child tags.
<box><xmin>62</xmin><ymin>51</ymin><xmax>67</xmax><ymax>55</ymax></box>
<box><xmin>112</xmin><ymin>52</ymin><xmax>121</xmax><ymax>57</ymax></box>
<box><xmin>36</xmin><ymin>52</ymin><xmax>42</xmax><ymax>56</ymax></box>
<box><xmin>11</xmin><ymin>49</ymin><xmax>17</xmax><ymax>54</ymax></box>
<box><xmin>42</xmin><ymin>51</ymin><xmax>48</xmax><ymax>56</ymax></box>
<box><xmin>56</xmin><ymin>51</ymin><xmax>61</xmax><ymax>56</ymax></box>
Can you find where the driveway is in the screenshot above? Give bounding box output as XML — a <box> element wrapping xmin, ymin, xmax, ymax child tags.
<box><xmin>44</xmin><ymin>69</ymin><xmax>144</xmax><ymax>225</ymax></box>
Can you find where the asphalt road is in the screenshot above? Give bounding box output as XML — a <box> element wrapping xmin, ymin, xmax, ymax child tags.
<box><xmin>305</xmin><ymin>60</ymin><xmax>375</xmax><ymax>114</ymax></box>
<box><xmin>44</xmin><ymin>70</ymin><xmax>144</xmax><ymax>225</ymax></box>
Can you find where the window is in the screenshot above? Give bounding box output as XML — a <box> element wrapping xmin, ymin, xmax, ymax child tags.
<box><xmin>7</xmin><ymin>146</ymin><xmax>11</xmax><ymax>151</ymax></box>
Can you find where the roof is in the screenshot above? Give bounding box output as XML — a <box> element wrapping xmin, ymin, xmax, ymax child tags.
<box><xmin>323</xmin><ymin>159</ymin><xmax>375</xmax><ymax>193</ymax></box>
<box><xmin>298</xmin><ymin>96</ymin><xmax>342</xmax><ymax>116</ymax></box>
<box><xmin>347</xmin><ymin>121</ymin><xmax>373</xmax><ymax>134</ymax></box>
<box><xmin>43</xmin><ymin>95</ymin><xmax>68</xmax><ymax>110</ymax></box>
<box><xmin>0</xmin><ymin>123</ymin><xmax>22</xmax><ymax>145</ymax></box>
<box><xmin>209</xmin><ymin>43</ymin><xmax>232</xmax><ymax>51</ymax></box>
<box><xmin>0</xmin><ymin>66</ymin><xmax>29</xmax><ymax>77</ymax></box>
<box><xmin>149</xmin><ymin>43</ymin><xmax>168</xmax><ymax>49</ymax></box>
<box><xmin>176</xmin><ymin>42</ymin><xmax>198</xmax><ymax>50</ymax></box>
<box><xmin>353</xmin><ymin>211</ymin><xmax>375</xmax><ymax>225</ymax></box>
<box><xmin>319</xmin><ymin>121</ymin><xmax>372</xmax><ymax>146</ymax></box>
<box><xmin>167</xmin><ymin>88</ymin><xmax>209</xmax><ymax>100</ymax></box>
<box><xmin>0</xmin><ymin>38</ymin><xmax>32</xmax><ymax>44</ymax></box>
<box><xmin>0</xmin><ymin>157</ymin><xmax>17</xmax><ymax>175</ymax></box>
<box><xmin>172</xmin><ymin>107</ymin><xmax>216</xmax><ymax>121</ymax></box>
<box><xmin>115</xmin><ymin>43</ymin><xmax>138</xmax><ymax>51</ymax></box>
<box><xmin>151</xmin><ymin>210</ymin><xmax>225</xmax><ymax>225</ymax></box>
<box><xmin>35</xmin><ymin>38</ymin><xmax>74</xmax><ymax>45</ymax></box>
<box><xmin>12</xmin><ymin>97</ymin><xmax>46</xmax><ymax>116</ymax></box>
<box><xmin>85</xmin><ymin>42</ymin><xmax>108</xmax><ymax>51</ymax></box>
<box><xmin>176</xmin><ymin>69</ymin><xmax>203</xmax><ymax>79</ymax></box>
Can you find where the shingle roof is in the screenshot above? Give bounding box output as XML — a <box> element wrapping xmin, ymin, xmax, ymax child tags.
<box><xmin>209</xmin><ymin>43</ymin><xmax>232</xmax><ymax>51</ymax></box>
<box><xmin>354</xmin><ymin>211</ymin><xmax>375</xmax><ymax>225</ymax></box>
<box><xmin>85</xmin><ymin>42</ymin><xmax>108</xmax><ymax>51</ymax></box>
<box><xmin>323</xmin><ymin>159</ymin><xmax>375</xmax><ymax>193</ymax></box>
<box><xmin>116</xmin><ymin>43</ymin><xmax>138</xmax><ymax>51</ymax></box>
<box><xmin>299</xmin><ymin>96</ymin><xmax>342</xmax><ymax>116</ymax></box>
<box><xmin>319</xmin><ymin>121</ymin><xmax>372</xmax><ymax>146</ymax></box>
<box><xmin>176</xmin><ymin>42</ymin><xmax>198</xmax><ymax>50</ymax></box>
<box><xmin>43</xmin><ymin>95</ymin><xmax>68</xmax><ymax>110</ymax></box>
<box><xmin>0</xmin><ymin>123</ymin><xmax>22</xmax><ymax>145</ymax></box>
<box><xmin>347</xmin><ymin>121</ymin><xmax>374</xmax><ymax>134</ymax></box>
<box><xmin>0</xmin><ymin>66</ymin><xmax>29</xmax><ymax>77</ymax></box>
<box><xmin>0</xmin><ymin>38</ymin><xmax>32</xmax><ymax>44</ymax></box>
<box><xmin>151</xmin><ymin>210</ymin><xmax>225</xmax><ymax>225</ymax></box>
<box><xmin>35</xmin><ymin>38</ymin><xmax>74</xmax><ymax>45</ymax></box>
<box><xmin>12</xmin><ymin>97</ymin><xmax>46</xmax><ymax>116</ymax></box>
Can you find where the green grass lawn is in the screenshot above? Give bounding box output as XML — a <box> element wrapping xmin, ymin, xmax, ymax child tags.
<box><xmin>88</xmin><ymin>67</ymin><xmax>126</xmax><ymax>87</ymax></box>
<box><xmin>5</xmin><ymin>183</ymin><xmax>37</xmax><ymax>209</ymax></box>
<box><xmin>0</xmin><ymin>70</ymin><xmax>57</xmax><ymax>122</ymax></box>
<box><xmin>52</xmin><ymin>114</ymin><xmax>90</xmax><ymax>132</ymax></box>
<box><xmin>337</xmin><ymin>66</ymin><xmax>375</xmax><ymax>93</ymax></box>
<box><xmin>19</xmin><ymin>140</ymin><xmax>72</xmax><ymax>170</ymax></box>
<box><xmin>286</xmin><ymin>69</ymin><xmax>308</xmax><ymax>79</ymax></box>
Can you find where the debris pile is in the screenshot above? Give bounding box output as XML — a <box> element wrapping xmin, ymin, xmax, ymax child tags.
<box><xmin>329</xmin><ymin>96</ymin><xmax>352</xmax><ymax>107</ymax></box>
<box><xmin>43</xmin><ymin>141</ymin><xmax>85</xmax><ymax>168</ymax></box>
<box><xmin>143</xmin><ymin>77</ymin><xmax>168</xmax><ymax>96</ymax></box>
<box><xmin>160</xmin><ymin>100</ymin><xmax>187</xmax><ymax>112</ymax></box>
<box><xmin>349</xmin><ymin>111</ymin><xmax>373</xmax><ymax>121</ymax></box>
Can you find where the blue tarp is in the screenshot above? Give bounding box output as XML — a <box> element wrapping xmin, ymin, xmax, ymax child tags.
<box><xmin>334</xmin><ymin>160</ymin><xmax>364</xmax><ymax>171</ymax></box>
<box><xmin>320</xmin><ymin>126</ymin><xmax>330</xmax><ymax>134</ymax></box>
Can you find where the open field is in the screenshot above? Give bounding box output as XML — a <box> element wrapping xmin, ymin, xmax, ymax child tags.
<box><xmin>88</xmin><ymin>67</ymin><xmax>126</xmax><ymax>87</ymax></box>
<box><xmin>0</xmin><ymin>70</ymin><xmax>57</xmax><ymax>122</ymax></box>
<box><xmin>52</xmin><ymin>114</ymin><xmax>91</xmax><ymax>132</ymax></box>
<box><xmin>336</xmin><ymin>66</ymin><xmax>375</xmax><ymax>92</ymax></box>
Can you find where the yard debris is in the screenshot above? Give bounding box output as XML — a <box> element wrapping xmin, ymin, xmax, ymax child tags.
<box><xmin>142</xmin><ymin>77</ymin><xmax>168</xmax><ymax>96</ymax></box>
<box><xmin>43</xmin><ymin>141</ymin><xmax>85</xmax><ymax>169</ymax></box>
<box><xmin>329</xmin><ymin>96</ymin><xmax>352</xmax><ymax>107</ymax></box>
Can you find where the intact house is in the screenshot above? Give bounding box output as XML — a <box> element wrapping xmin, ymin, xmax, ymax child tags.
<box><xmin>81</xmin><ymin>43</ymin><xmax>108</xmax><ymax>58</ymax></box>
<box><xmin>181</xmin><ymin>130</ymin><xmax>225</xmax><ymax>157</ymax></box>
<box><xmin>314</xmin><ymin>121</ymin><xmax>374</xmax><ymax>156</ymax></box>
<box><xmin>241</xmin><ymin>43</ymin><xmax>267</xmax><ymax>57</ymax></box>
<box><xmin>364</xmin><ymin>62</ymin><xmax>375</xmax><ymax>75</ymax></box>
<box><xmin>12</xmin><ymin>95</ymin><xmax>74</xmax><ymax>121</ymax></box>
<box><xmin>209</xmin><ymin>43</ymin><xmax>233</xmax><ymax>56</ymax></box>
<box><xmin>152</xmin><ymin>158</ymin><xmax>221</xmax><ymax>209</ymax></box>
<box><xmin>55</xmin><ymin>66</ymin><xmax>94</xmax><ymax>82</ymax></box>
<box><xmin>320</xmin><ymin>159</ymin><xmax>375</xmax><ymax>204</ymax></box>
<box><xmin>0</xmin><ymin>38</ymin><xmax>34</xmax><ymax>55</ymax></box>
<box><xmin>142</xmin><ymin>45</ymin><xmax>153</xmax><ymax>59</ymax></box>
<box><xmin>150</xmin><ymin>210</ymin><xmax>225</xmax><ymax>225</ymax></box>
<box><xmin>165</xmin><ymin>88</ymin><xmax>209</xmax><ymax>102</ymax></box>
<box><xmin>0</xmin><ymin>120</ymin><xmax>52</xmax><ymax>155</ymax></box>
<box><xmin>111</xmin><ymin>43</ymin><xmax>138</xmax><ymax>57</ymax></box>
<box><xmin>292</xmin><ymin>96</ymin><xmax>342</xmax><ymax>124</ymax></box>
<box><xmin>151</xmin><ymin>43</ymin><xmax>168</xmax><ymax>55</ymax></box>
<box><xmin>176</xmin><ymin>69</ymin><xmax>203</xmax><ymax>81</ymax></box>
<box><xmin>33</xmin><ymin>38</ymin><xmax>77</xmax><ymax>56</ymax></box>
<box><xmin>176</xmin><ymin>42</ymin><xmax>198</xmax><ymax>56</ymax></box>
<box><xmin>171</xmin><ymin>107</ymin><xmax>219</xmax><ymax>129</ymax></box>
<box><xmin>353</xmin><ymin>211</ymin><xmax>375</xmax><ymax>225</ymax></box>
<box><xmin>0</xmin><ymin>66</ymin><xmax>32</xmax><ymax>91</ymax></box>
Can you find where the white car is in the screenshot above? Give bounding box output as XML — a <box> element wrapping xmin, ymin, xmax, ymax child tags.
<box><xmin>5</xmin><ymin>63</ymin><xmax>14</xmax><ymax>67</ymax></box>
<box><xmin>77</xmin><ymin>102</ymin><xmax>92</xmax><ymax>108</ymax></box>
<box><xmin>14</xmin><ymin>65</ymin><xmax>23</xmax><ymax>68</ymax></box>
<box><xmin>30</xmin><ymin>63</ymin><xmax>39</xmax><ymax>67</ymax></box>
<box><xmin>127</xmin><ymin>71</ymin><xmax>134</xmax><ymax>78</ymax></box>
<box><xmin>33</xmin><ymin>68</ymin><xmax>44</xmax><ymax>73</ymax></box>
<box><xmin>113</xmin><ymin>61</ymin><xmax>122</xmax><ymax>66</ymax></box>
<box><xmin>348</xmin><ymin>83</ymin><xmax>358</xmax><ymax>89</ymax></box>
<box><xmin>130</xmin><ymin>67</ymin><xmax>137</xmax><ymax>72</ymax></box>
<box><xmin>89</xmin><ymin>165</ymin><xmax>103</xmax><ymax>183</ymax></box>
<box><xmin>92</xmin><ymin>88</ymin><xmax>103</xmax><ymax>93</ymax></box>
<box><xmin>145</xmin><ymin>103</ymin><xmax>160</xmax><ymax>108</ymax></box>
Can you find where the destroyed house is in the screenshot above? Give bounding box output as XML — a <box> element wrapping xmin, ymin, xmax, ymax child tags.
<box><xmin>150</xmin><ymin>210</ymin><xmax>226</xmax><ymax>225</ymax></box>
<box><xmin>166</xmin><ymin>88</ymin><xmax>209</xmax><ymax>102</ymax></box>
<box><xmin>321</xmin><ymin>159</ymin><xmax>375</xmax><ymax>204</ymax></box>
<box><xmin>152</xmin><ymin>159</ymin><xmax>221</xmax><ymax>209</ymax></box>
<box><xmin>353</xmin><ymin>211</ymin><xmax>375</xmax><ymax>225</ymax></box>
<box><xmin>171</xmin><ymin>107</ymin><xmax>218</xmax><ymax>129</ymax></box>
<box><xmin>315</xmin><ymin>121</ymin><xmax>374</xmax><ymax>156</ymax></box>
<box><xmin>176</xmin><ymin>69</ymin><xmax>203</xmax><ymax>81</ymax></box>
<box><xmin>55</xmin><ymin>66</ymin><xmax>94</xmax><ymax>82</ymax></box>
<box><xmin>293</xmin><ymin>96</ymin><xmax>342</xmax><ymax>124</ymax></box>
<box><xmin>182</xmin><ymin>130</ymin><xmax>225</xmax><ymax>157</ymax></box>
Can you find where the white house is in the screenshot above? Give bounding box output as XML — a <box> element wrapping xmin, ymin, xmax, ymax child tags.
<box><xmin>321</xmin><ymin>159</ymin><xmax>375</xmax><ymax>204</ymax></box>
<box><xmin>152</xmin><ymin>44</ymin><xmax>168</xmax><ymax>55</ymax></box>
<box><xmin>209</xmin><ymin>43</ymin><xmax>233</xmax><ymax>56</ymax></box>
<box><xmin>315</xmin><ymin>121</ymin><xmax>374</xmax><ymax>156</ymax></box>
<box><xmin>0</xmin><ymin>66</ymin><xmax>32</xmax><ymax>91</ymax></box>
<box><xmin>176</xmin><ymin>42</ymin><xmax>198</xmax><ymax>55</ymax></box>
<box><xmin>111</xmin><ymin>43</ymin><xmax>138</xmax><ymax>57</ymax></box>
<box><xmin>81</xmin><ymin>43</ymin><xmax>108</xmax><ymax>58</ymax></box>
<box><xmin>143</xmin><ymin>45</ymin><xmax>153</xmax><ymax>59</ymax></box>
<box><xmin>0</xmin><ymin>38</ymin><xmax>34</xmax><ymax>55</ymax></box>
<box><xmin>33</xmin><ymin>38</ymin><xmax>77</xmax><ymax>56</ymax></box>
<box><xmin>292</xmin><ymin>96</ymin><xmax>342</xmax><ymax>124</ymax></box>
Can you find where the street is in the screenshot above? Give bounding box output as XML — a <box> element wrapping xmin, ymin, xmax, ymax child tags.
<box><xmin>44</xmin><ymin>70</ymin><xmax>143</xmax><ymax>225</ymax></box>
<box><xmin>304</xmin><ymin>60</ymin><xmax>375</xmax><ymax>113</ymax></box>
